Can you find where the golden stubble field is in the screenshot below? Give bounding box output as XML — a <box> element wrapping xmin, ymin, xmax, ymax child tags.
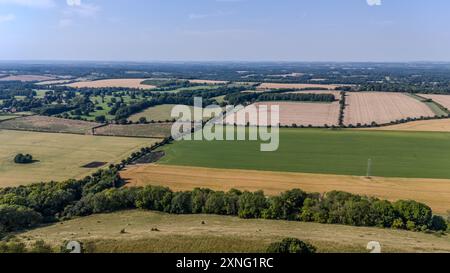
<box><xmin>66</xmin><ymin>78</ymin><xmax>156</xmax><ymax>89</ymax></box>
<box><xmin>368</xmin><ymin>118</ymin><xmax>450</xmax><ymax>132</ymax></box>
<box><xmin>121</xmin><ymin>164</ymin><xmax>450</xmax><ymax>214</ymax></box>
<box><xmin>421</xmin><ymin>94</ymin><xmax>450</xmax><ymax>109</ymax></box>
<box><xmin>344</xmin><ymin>92</ymin><xmax>435</xmax><ymax>125</ymax></box>
<box><xmin>227</xmin><ymin>101</ymin><xmax>340</xmax><ymax>126</ymax></box>
<box><xmin>0</xmin><ymin>130</ymin><xmax>160</xmax><ymax>187</ymax></box>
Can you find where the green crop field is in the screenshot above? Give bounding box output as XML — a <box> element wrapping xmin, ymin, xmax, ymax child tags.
<box><xmin>159</xmin><ymin>128</ymin><xmax>450</xmax><ymax>179</ymax></box>
<box><xmin>0</xmin><ymin>130</ymin><xmax>160</xmax><ymax>187</ymax></box>
<box><xmin>128</xmin><ymin>104</ymin><xmax>204</xmax><ymax>122</ymax></box>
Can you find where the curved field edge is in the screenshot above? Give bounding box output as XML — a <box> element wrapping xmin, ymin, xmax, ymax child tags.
<box><xmin>157</xmin><ymin>128</ymin><xmax>450</xmax><ymax>179</ymax></box>
<box><xmin>16</xmin><ymin>210</ymin><xmax>450</xmax><ymax>253</ymax></box>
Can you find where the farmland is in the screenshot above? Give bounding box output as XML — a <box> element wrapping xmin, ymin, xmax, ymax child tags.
<box><xmin>121</xmin><ymin>164</ymin><xmax>450</xmax><ymax>214</ymax></box>
<box><xmin>65</xmin><ymin>78</ymin><xmax>156</xmax><ymax>89</ymax></box>
<box><xmin>370</xmin><ymin>118</ymin><xmax>450</xmax><ymax>133</ymax></box>
<box><xmin>344</xmin><ymin>92</ymin><xmax>435</xmax><ymax>126</ymax></box>
<box><xmin>157</xmin><ymin>128</ymin><xmax>450</xmax><ymax>179</ymax></box>
<box><xmin>17</xmin><ymin>210</ymin><xmax>450</xmax><ymax>253</ymax></box>
<box><xmin>257</xmin><ymin>82</ymin><xmax>339</xmax><ymax>90</ymax></box>
<box><xmin>421</xmin><ymin>94</ymin><xmax>450</xmax><ymax>110</ymax></box>
<box><xmin>94</xmin><ymin>123</ymin><xmax>173</xmax><ymax>138</ymax></box>
<box><xmin>188</xmin><ymin>79</ymin><xmax>228</xmax><ymax>84</ymax></box>
<box><xmin>0</xmin><ymin>130</ymin><xmax>158</xmax><ymax>187</ymax></box>
<box><xmin>228</xmin><ymin>101</ymin><xmax>340</xmax><ymax>126</ymax></box>
<box><xmin>0</xmin><ymin>116</ymin><xmax>99</xmax><ymax>135</ymax></box>
<box><xmin>0</xmin><ymin>75</ymin><xmax>55</xmax><ymax>82</ymax></box>
<box><xmin>128</xmin><ymin>104</ymin><xmax>204</xmax><ymax>122</ymax></box>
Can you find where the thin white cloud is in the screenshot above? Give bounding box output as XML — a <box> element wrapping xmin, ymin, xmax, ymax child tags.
<box><xmin>0</xmin><ymin>13</ymin><xmax>15</xmax><ymax>23</ymax></box>
<box><xmin>367</xmin><ymin>0</ymin><xmax>382</xmax><ymax>6</ymax></box>
<box><xmin>66</xmin><ymin>0</ymin><xmax>81</xmax><ymax>7</ymax></box>
<box><xmin>59</xmin><ymin>1</ymin><xmax>99</xmax><ymax>28</ymax></box>
<box><xmin>0</xmin><ymin>0</ymin><xmax>55</xmax><ymax>8</ymax></box>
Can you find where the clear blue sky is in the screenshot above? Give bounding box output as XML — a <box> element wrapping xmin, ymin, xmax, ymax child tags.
<box><xmin>0</xmin><ymin>0</ymin><xmax>449</xmax><ymax>61</ymax></box>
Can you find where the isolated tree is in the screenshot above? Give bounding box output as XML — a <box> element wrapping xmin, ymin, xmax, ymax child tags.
<box><xmin>266</xmin><ymin>238</ymin><xmax>316</xmax><ymax>254</ymax></box>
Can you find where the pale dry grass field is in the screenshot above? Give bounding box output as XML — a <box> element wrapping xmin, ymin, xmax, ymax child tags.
<box><xmin>0</xmin><ymin>116</ymin><xmax>99</xmax><ymax>134</ymax></box>
<box><xmin>121</xmin><ymin>164</ymin><xmax>450</xmax><ymax>214</ymax></box>
<box><xmin>344</xmin><ymin>92</ymin><xmax>435</xmax><ymax>125</ymax></box>
<box><xmin>17</xmin><ymin>210</ymin><xmax>450</xmax><ymax>253</ymax></box>
<box><xmin>226</xmin><ymin>101</ymin><xmax>340</xmax><ymax>126</ymax></box>
<box><xmin>369</xmin><ymin>119</ymin><xmax>450</xmax><ymax>132</ymax></box>
<box><xmin>188</xmin><ymin>79</ymin><xmax>228</xmax><ymax>84</ymax></box>
<box><xmin>258</xmin><ymin>82</ymin><xmax>339</xmax><ymax>90</ymax></box>
<box><xmin>420</xmin><ymin>94</ymin><xmax>450</xmax><ymax>109</ymax></box>
<box><xmin>94</xmin><ymin>123</ymin><xmax>173</xmax><ymax>138</ymax></box>
<box><xmin>36</xmin><ymin>79</ymin><xmax>73</xmax><ymax>86</ymax></box>
<box><xmin>0</xmin><ymin>75</ymin><xmax>55</xmax><ymax>82</ymax></box>
<box><xmin>66</xmin><ymin>78</ymin><xmax>156</xmax><ymax>89</ymax></box>
<box><xmin>0</xmin><ymin>130</ymin><xmax>158</xmax><ymax>187</ymax></box>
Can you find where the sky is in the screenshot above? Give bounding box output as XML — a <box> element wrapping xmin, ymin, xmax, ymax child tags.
<box><xmin>0</xmin><ymin>0</ymin><xmax>450</xmax><ymax>62</ymax></box>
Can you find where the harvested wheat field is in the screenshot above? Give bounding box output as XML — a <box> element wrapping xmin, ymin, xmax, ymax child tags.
<box><xmin>258</xmin><ymin>82</ymin><xmax>339</xmax><ymax>90</ymax></box>
<box><xmin>344</xmin><ymin>92</ymin><xmax>435</xmax><ymax>126</ymax></box>
<box><xmin>66</xmin><ymin>78</ymin><xmax>156</xmax><ymax>89</ymax></box>
<box><xmin>369</xmin><ymin>119</ymin><xmax>450</xmax><ymax>132</ymax></box>
<box><xmin>121</xmin><ymin>164</ymin><xmax>450</xmax><ymax>214</ymax></box>
<box><xmin>0</xmin><ymin>115</ymin><xmax>99</xmax><ymax>134</ymax></box>
<box><xmin>420</xmin><ymin>94</ymin><xmax>450</xmax><ymax>110</ymax></box>
<box><xmin>0</xmin><ymin>75</ymin><xmax>55</xmax><ymax>82</ymax></box>
<box><xmin>94</xmin><ymin>123</ymin><xmax>173</xmax><ymax>138</ymax></box>
<box><xmin>226</xmin><ymin>101</ymin><xmax>340</xmax><ymax>126</ymax></box>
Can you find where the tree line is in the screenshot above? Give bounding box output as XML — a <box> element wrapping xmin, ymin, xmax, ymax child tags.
<box><xmin>225</xmin><ymin>91</ymin><xmax>336</xmax><ymax>105</ymax></box>
<box><xmin>1</xmin><ymin>172</ymin><xmax>447</xmax><ymax>237</ymax></box>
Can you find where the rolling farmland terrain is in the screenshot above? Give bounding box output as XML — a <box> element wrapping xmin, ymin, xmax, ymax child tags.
<box><xmin>157</xmin><ymin>128</ymin><xmax>450</xmax><ymax>179</ymax></box>
<box><xmin>128</xmin><ymin>104</ymin><xmax>204</xmax><ymax>123</ymax></box>
<box><xmin>94</xmin><ymin>123</ymin><xmax>172</xmax><ymax>138</ymax></box>
<box><xmin>65</xmin><ymin>78</ymin><xmax>156</xmax><ymax>89</ymax></box>
<box><xmin>228</xmin><ymin>101</ymin><xmax>340</xmax><ymax>126</ymax></box>
<box><xmin>0</xmin><ymin>130</ymin><xmax>158</xmax><ymax>186</ymax></box>
<box><xmin>257</xmin><ymin>83</ymin><xmax>339</xmax><ymax>90</ymax></box>
<box><xmin>0</xmin><ymin>75</ymin><xmax>55</xmax><ymax>82</ymax></box>
<box><xmin>0</xmin><ymin>116</ymin><xmax>99</xmax><ymax>135</ymax></box>
<box><xmin>370</xmin><ymin>118</ymin><xmax>450</xmax><ymax>132</ymax></box>
<box><xmin>17</xmin><ymin>210</ymin><xmax>450</xmax><ymax>253</ymax></box>
<box><xmin>2</xmin><ymin>62</ymin><xmax>450</xmax><ymax>255</ymax></box>
<box><xmin>121</xmin><ymin>164</ymin><xmax>450</xmax><ymax>214</ymax></box>
<box><xmin>421</xmin><ymin>94</ymin><xmax>450</xmax><ymax>110</ymax></box>
<box><xmin>344</xmin><ymin>92</ymin><xmax>435</xmax><ymax>126</ymax></box>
